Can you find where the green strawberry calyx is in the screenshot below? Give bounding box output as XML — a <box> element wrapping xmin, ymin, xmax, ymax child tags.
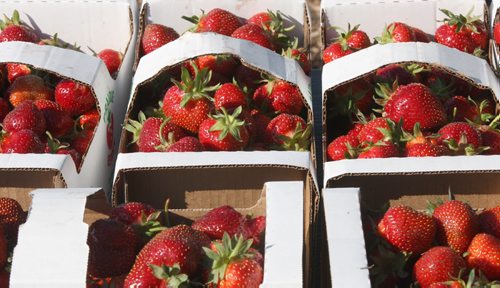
<box><xmin>172</xmin><ymin>62</ymin><xmax>220</xmax><ymax>108</ymax></box>
<box><xmin>209</xmin><ymin>106</ymin><xmax>246</xmax><ymax>142</ymax></box>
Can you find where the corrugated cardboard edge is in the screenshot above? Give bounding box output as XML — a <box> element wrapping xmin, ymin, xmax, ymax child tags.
<box><xmin>322</xmin><ymin>187</ymin><xmax>370</xmax><ymax>288</ymax></box>
<box><xmin>321</xmin><ymin>41</ymin><xmax>500</xmax><ymax>165</ymax></box>
<box><xmin>10</xmin><ymin>188</ymin><xmax>101</xmax><ymax>287</ymax></box>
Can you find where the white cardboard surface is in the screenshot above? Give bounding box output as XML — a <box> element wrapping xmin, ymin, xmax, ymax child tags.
<box><xmin>10</xmin><ymin>188</ymin><xmax>101</xmax><ymax>288</ymax></box>
<box><xmin>323</xmin><ymin>188</ymin><xmax>370</xmax><ymax>288</ymax></box>
<box><xmin>261</xmin><ymin>181</ymin><xmax>303</xmax><ymax>288</ymax></box>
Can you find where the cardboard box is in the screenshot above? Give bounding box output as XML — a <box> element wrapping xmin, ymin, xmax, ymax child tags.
<box><xmin>0</xmin><ymin>0</ymin><xmax>138</xmax><ymax>193</ymax></box>
<box><xmin>135</xmin><ymin>0</ymin><xmax>312</xmax><ymax>68</ymax></box>
<box><xmin>321</xmin><ymin>41</ymin><xmax>500</xmax><ymax>187</ymax></box>
<box><xmin>321</xmin><ymin>170</ymin><xmax>500</xmax><ymax>287</ymax></box>
<box><xmin>321</xmin><ymin>0</ymin><xmax>487</xmax><ymax>51</ymax></box>
<box><xmin>8</xmin><ymin>181</ymin><xmax>307</xmax><ymax>287</ymax></box>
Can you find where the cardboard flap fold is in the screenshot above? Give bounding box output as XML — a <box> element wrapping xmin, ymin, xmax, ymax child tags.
<box><xmin>323</xmin><ymin>188</ymin><xmax>370</xmax><ymax>288</ymax></box>
<box><xmin>261</xmin><ymin>181</ymin><xmax>303</xmax><ymax>287</ymax></box>
<box><xmin>10</xmin><ymin>188</ymin><xmax>101</xmax><ymax>287</ymax></box>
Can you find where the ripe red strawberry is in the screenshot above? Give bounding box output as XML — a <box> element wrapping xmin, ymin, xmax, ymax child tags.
<box><xmin>347</xmin><ymin>122</ymin><xmax>364</xmax><ymax>139</ymax></box>
<box><xmin>248</xmin><ymin>11</ymin><xmax>273</xmax><ymax>29</ymax></box>
<box><xmin>141</xmin><ymin>23</ymin><xmax>179</xmax><ymax>55</ymax></box>
<box><xmin>378</xmin><ymin>205</ymin><xmax>436</xmax><ymax>254</ymax></box>
<box><xmin>265</xmin><ymin>114</ymin><xmax>311</xmax><ymax>151</ymax></box>
<box><xmin>110</xmin><ymin>202</ymin><xmax>156</xmax><ymax>226</ymax></box>
<box><xmin>166</xmin><ymin>136</ymin><xmax>204</xmax><ymax>152</ymax></box>
<box><xmin>253</xmin><ymin>80</ymin><xmax>303</xmax><ymax>115</ymax></box>
<box><xmin>34</xmin><ymin>99</ymin><xmax>73</xmax><ymax>138</ymax></box>
<box><xmin>435</xmin><ymin>9</ymin><xmax>487</xmax><ymax>56</ymax></box>
<box><xmin>413</xmin><ymin>246</ymin><xmax>467</xmax><ymax>288</ymax></box>
<box><xmin>247</xmin><ymin>10</ymin><xmax>293</xmax><ymax>51</ymax></box>
<box><xmin>184</xmin><ymin>8</ymin><xmax>243</xmax><ymax>36</ymax></box>
<box><xmin>250</xmin><ymin>110</ymin><xmax>271</xmax><ymax>145</ymax></box>
<box><xmin>162</xmin><ymin>66</ymin><xmax>218</xmax><ymax>133</ymax></box>
<box><xmin>322</xmin><ymin>42</ymin><xmax>354</xmax><ymax>63</ymax></box>
<box><xmin>494</xmin><ymin>22</ymin><xmax>500</xmax><ymax>45</ymax></box>
<box><xmin>432</xmin><ymin>200</ymin><xmax>479</xmax><ymax>254</ymax></box>
<box><xmin>97</xmin><ymin>49</ymin><xmax>123</xmax><ymax>77</ymax></box>
<box><xmin>444</xmin><ymin>96</ymin><xmax>495</xmax><ymax>123</ymax></box>
<box><xmin>437</xmin><ymin>122</ymin><xmax>483</xmax><ymax>155</ymax></box>
<box><xmin>374</xmin><ymin>63</ymin><xmax>420</xmax><ymax>86</ymax></box>
<box><xmin>377</xmin><ymin>82</ymin><xmax>446</xmax><ymax>131</ymax></box>
<box><xmin>404</xmin><ymin>123</ymin><xmax>449</xmax><ymax>157</ymax></box>
<box><xmin>124</xmin><ymin>225</ymin><xmax>210</xmax><ymax>287</ymax></box>
<box><xmin>466</xmin><ymin>233</ymin><xmax>500</xmax><ymax>280</ymax></box>
<box><xmin>0</xmin><ymin>10</ymin><xmax>39</xmax><ymax>43</ymax></box>
<box><xmin>7</xmin><ymin>75</ymin><xmax>53</xmax><ymax>107</ymax></box>
<box><xmin>231</xmin><ymin>24</ymin><xmax>274</xmax><ymax>50</ymax></box>
<box><xmin>0</xmin><ymin>226</ymin><xmax>7</xmax><ymax>270</ymax></box>
<box><xmin>191</xmin><ymin>54</ymin><xmax>238</xmax><ymax>77</ymax></box>
<box><xmin>357</xmin><ymin>117</ymin><xmax>392</xmax><ymax>146</ymax></box>
<box><xmin>0</xmin><ymin>98</ymin><xmax>10</xmax><ymax>123</ymax></box>
<box><xmin>87</xmin><ymin>218</ymin><xmax>140</xmax><ymax>278</ymax></box>
<box><xmin>375</xmin><ymin>22</ymin><xmax>416</xmax><ymax>43</ymax></box>
<box><xmin>412</xmin><ymin>27</ymin><xmax>431</xmax><ymax>43</ymax></box>
<box><xmin>213</xmin><ymin>83</ymin><xmax>247</xmax><ymax>112</ymax></box>
<box><xmin>77</xmin><ymin>108</ymin><xmax>99</xmax><ymax>131</ymax></box>
<box><xmin>0</xmin><ymin>197</ymin><xmax>26</xmax><ymax>247</ymax></box>
<box><xmin>199</xmin><ymin>107</ymin><xmax>249</xmax><ymax>151</ymax></box>
<box><xmin>55</xmin><ymin>79</ymin><xmax>96</xmax><ymax>117</ymax></box>
<box><xmin>6</xmin><ymin>63</ymin><xmax>31</xmax><ymax>83</ymax></box>
<box><xmin>3</xmin><ymin>100</ymin><xmax>46</xmax><ymax>136</ymax></box>
<box><xmin>205</xmin><ymin>234</ymin><xmax>263</xmax><ymax>288</ymax></box>
<box><xmin>1</xmin><ymin>129</ymin><xmax>44</xmax><ymax>154</ymax></box>
<box><xmin>343</xmin><ymin>25</ymin><xmax>371</xmax><ymax>50</ymax></box>
<box><xmin>0</xmin><ymin>270</ymin><xmax>9</xmax><ymax>288</ymax></box>
<box><xmin>52</xmin><ymin>146</ymin><xmax>81</xmax><ymax>169</ymax></box>
<box><xmin>477</xmin><ymin>122</ymin><xmax>500</xmax><ymax>155</ymax></box>
<box><xmin>282</xmin><ymin>38</ymin><xmax>311</xmax><ymax>75</ymax></box>
<box><xmin>71</xmin><ymin>129</ymin><xmax>93</xmax><ymax>156</ymax></box>
<box><xmin>192</xmin><ymin>206</ymin><xmax>265</xmax><ymax>244</ymax></box>
<box><xmin>327</xmin><ymin>135</ymin><xmax>359</xmax><ymax>161</ymax></box>
<box><xmin>479</xmin><ymin>206</ymin><xmax>500</xmax><ymax>239</ymax></box>
<box><xmin>358</xmin><ymin>142</ymin><xmax>399</xmax><ymax>159</ymax></box>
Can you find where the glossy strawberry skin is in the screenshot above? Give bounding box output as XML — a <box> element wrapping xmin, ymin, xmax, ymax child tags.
<box><xmin>0</xmin><ymin>197</ymin><xmax>27</xmax><ymax>247</ymax></box>
<box><xmin>214</xmin><ymin>83</ymin><xmax>247</xmax><ymax>112</ymax></box>
<box><xmin>110</xmin><ymin>202</ymin><xmax>156</xmax><ymax>226</ymax></box>
<box><xmin>358</xmin><ymin>142</ymin><xmax>399</xmax><ymax>159</ymax></box>
<box><xmin>322</xmin><ymin>43</ymin><xmax>353</xmax><ymax>63</ymax></box>
<box><xmin>254</xmin><ymin>81</ymin><xmax>303</xmax><ymax>115</ymax></box>
<box><xmin>3</xmin><ymin>100</ymin><xmax>46</xmax><ymax>136</ymax></box>
<box><xmin>137</xmin><ymin>117</ymin><xmax>186</xmax><ymax>152</ymax></box>
<box><xmin>71</xmin><ymin>129</ymin><xmax>93</xmax><ymax>156</ymax></box>
<box><xmin>0</xmin><ymin>25</ymin><xmax>39</xmax><ymax>43</ymax></box>
<box><xmin>327</xmin><ymin>135</ymin><xmax>359</xmax><ymax>161</ymax></box>
<box><xmin>6</xmin><ymin>63</ymin><xmax>31</xmax><ymax>83</ymax></box>
<box><xmin>374</xmin><ymin>64</ymin><xmax>415</xmax><ymax>85</ymax></box>
<box><xmin>357</xmin><ymin>118</ymin><xmax>390</xmax><ymax>146</ymax></box>
<box><xmin>413</xmin><ymin>246</ymin><xmax>466</xmax><ymax>288</ymax></box>
<box><xmin>55</xmin><ymin>80</ymin><xmax>96</xmax><ymax>117</ymax></box>
<box><xmin>34</xmin><ymin>99</ymin><xmax>74</xmax><ymax>138</ymax></box>
<box><xmin>7</xmin><ymin>74</ymin><xmax>53</xmax><ymax>107</ymax></box>
<box><xmin>265</xmin><ymin>114</ymin><xmax>307</xmax><ymax>147</ymax></box>
<box><xmin>141</xmin><ymin>23</ymin><xmax>179</xmax><ymax>55</ymax></box>
<box><xmin>1</xmin><ymin>130</ymin><xmax>44</xmax><ymax>153</ymax></box>
<box><xmin>247</xmin><ymin>12</ymin><xmax>272</xmax><ymax>29</ymax></box>
<box><xmin>479</xmin><ymin>206</ymin><xmax>500</xmax><ymax>238</ymax></box>
<box><xmin>433</xmin><ymin>200</ymin><xmax>479</xmax><ymax>254</ymax></box>
<box><xmin>194</xmin><ymin>55</ymin><xmax>237</xmax><ymax>77</ymax></box>
<box><xmin>78</xmin><ymin>109</ymin><xmax>99</xmax><ymax>130</ymax></box>
<box><xmin>97</xmin><ymin>49</ymin><xmax>123</xmax><ymax>77</ymax></box>
<box><xmin>480</xmin><ymin>128</ymin><xmax>500</xmax><ymax>155</ymax></box>
<box><xmin>347</xmin><ymin>30</ymin><xmax>371</xmax><ymax>49</ymax></box>
<box><xmin>231</xmin><ymin>24</ymin><xmax>274</xmax><ymax>50</ymax></box>
<box><xmin>378</xmin><ymin>205</ymin><xmax>436</xmax><ymax>254</ymax></box>
<box><xmin>219</xmin><ymin>258</ymin><xmax>263</xmax><ymax>288</ymax></box>
<box><xmin>197</xmin><ymin>8</ymin><xmax>243</xmax><ymax>36</ymax></box>
<box><xmin>437</xmin><ymin>122</ymin><xmax>482</xmax><ymax>151</ymax></box>
<box><xmin>494</xmin><ymin>22</ymin><xmax>500</xmax><ymax>44</ymax></box>
<box><xmin>167</xmin><ymin>136</ymin><xmax>204</xmax><ymax>152</ymax></box>
<box><xmin>198</xmin><ymin>118</ymin><xmax>249</xmax><ymax>151</ymax></box>
<box><xmin>466</xmin><ymin>233</ymin><xmax>500</xmax><ymax>280</ymax></box>
<box><xmin>387</xmin><ymin>22</ymin><xmax>416</xmax><ymax>42</ymax></box>
<box><xmin>435</xmin><ymin>24</ymin><xmax>475</xmax><ymax>54</ymax></box>
<box><xmin>405</xmin><ymin>142</ymin><xmax>449</xmax><ymax>157</ymax></box>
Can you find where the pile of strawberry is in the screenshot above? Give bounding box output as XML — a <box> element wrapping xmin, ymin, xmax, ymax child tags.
<box><xmin>0</xmin><ymin>197</ymin><xmax>28</xmax><ymax>287</ymax></box>
<box><xmin>323</xmin><ymin>9</ymin><xmax>488</xmax><ymax>63</ymax></box>
<box><xmin>365</xmin><ymin>199</ymin><xmax>500</xmax><ymax>287</ymax></box>
<box><xmin>140</xmin><ymin>8</ymin><xmax>310</xmax><ymax>75</ymax></box>
<box><xmin>0</xmin><ymin>10</ymin><xmax>123</xmax><ymax>78</ymax></box>
<box><xmin>125</xmin><ymin>58</ymin><xmax>311</xmax><ymax>152</ymax></box>
<box><xmin>86</xmin><ymin>203</ymin><xmax>266</xmax><ymax>288</ymax></box>
<box><xmin>326</xmin><ymin>62</ymin><xmax>499</xmax><ymax>160</ymax></box>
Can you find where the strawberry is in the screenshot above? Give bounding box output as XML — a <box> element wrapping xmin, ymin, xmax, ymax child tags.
<box><xmin>231</xmin><ymin>24</ymin><xmax>274</xmax><ymax>50</ymax></box>
<box><xmin>444</xmin><ymin>96</ymin><xmax>495</xmax><ymax>123</ymax></box>
<box><xmin>327</xmin><ymin>135</ymin><xmax>359</xmax><ymax>161</ymax></box>
<box><xmin>265</xmin><ymin>113</ymin><xmax>311</xmax><ymax>151</ymax></box>
<box><xmin>125</xmin><ymin>112</ymin><xmax>186</xmax><ymax>153</ymax></box>
<box><xmin>0</xmin><ymin>270</ymin><xmax>8</xmax><ymax>288</ymax></box>
<box><xmin>253</xmin><ymin>80</ymin><xmax>303</xmax><ymax>115</ymax></box>
<box><xmin>494</xmin><ymin>22</ymin><xmax>500</xmax><ymax>45</ymax></box>
<box><xmin>110</xmin><ymin>202</ymin><xmax>156</xmax><ymax>226</ymax></box>
<box><xmin>3</xmin><ymin>100</ymin><xmax>46</xmax><ymax>136</ymax></box>
<box><xmin>404</xmin><ymin>123</ymin><xmax>449</xmax><ymax>157</ymax></box>
<box><xmin>435</xmin><ymin>9</ymin><xmax>487</xmax><ymax>56</ymax></box>
<box><xmin>479</xmin><ymin>206</ymin><xmax>500</xmax><ymax>239</ymax></box>
<box><xmin>213</xmin><ymin>83</ymin><xmax>247</xmax><ymax>112</ymax></box>
<box><xmin>199</xmin><ymin>107</ymin><xmax>249</xmax><ymax>151</ymax></box>
<box><xmin>413</xmin><ymin>246</ymin><xmax>467</xmax><ymax>288</ymax></box>
<box><xmin>97</xmin><ymin>49</ymin><xmax>123</xmax><ymax>77</ymax></box>
<box><xmin>376</xmin><ymin>82</ymin><xmax>447</xmax><ymax>131</ymax></box>
<box><xmin>358</xmin><ymin>142</ymin><xmax>399</xmax><ymax>159</ymax></box>
<box><xmin>0</xmin><ymin>226</ymin><xmax>7</xmax><ymax>270</ymax></box>
<box><xmin>55</xmin><ymin>79</ymin><xmax>96</xmax><ymax>117</ymax></box>
<box><xmin>1</xmin><ymin>129</ymin><xmax>44</xmax><ymax>154</ymax></box>
<box><xmin>466</xmin><ymin>233</ymin><xmax>500</xmax><ymax>280</ymax></box>
<box><xmin>124</xmin><ymin>225</ymin><xmax>210</xmax><ymax>287</ymax></box>
<box><xmin>250</xmin><ymin>110</ymin><xmax>271</xmax><ymax>145</ymax></box>
<box><xmin>77</xmin><ymin>108</ymin><xmax>99</xmax><ymax>131</ymax></box>
<box><xmin>234</xmin><ymin>65</ymin><xmax>262</xmax><ymax>92</ymax></box>
<box><xmin>7</xmin><ymin>75</ymin><xmax>53</xmax><ymax>107</ymax></box>
<box><xmin>375</xmin><ymin>22</ymin><xmax>416</xmax><ymax>43</ymax></box>
<box><xmin>87</xmin><ymin>218</ymin><xmax>140</xmax><ymax>278</ymax></box>
<box><xmin>0</xmin><ymin>98</ymin><xmax>10</xmax><ymax>123</ymax></box>
<box><xmin>342</xmin><ymin>24</ymin><xmax>371</xmax><ymax>50</ymax></box>
<box><xmin>184</xmin><ymin>8</ymin><xmax>243</xmax><ymax>36</ymax></box>
<box><xmin>431</xmin><ymin>200</ymin><xmax>479</xmax><ymax>254</ymax></box>
<box><xmin>282</xmin><ymin>38</ymin><xmax>311</xmax><ymax>75</ymax></box>
<box><xmin>0</xmin><ymin>197</ymin><xmax>26</xmax><ymax>247</ymax></box>
<box><xmin>478</xmin><ymin>123</ymin><xmax>500</xmax><ymax>155</ymax></box>
<box><xmin>322</xmin><ymin>42</ymin><xmax>354</xmax><ymax>63</ymax></box>
<box><xmin>45</xmin><ymin>135</ymin><xmax>82</xmax><ymax>169</ymax></box>
<box><xmin>0</xmin><ymin>10</ymin><xmax>39</xmax><ymax>43</ymax></box>
<box><xmin>34</xmin><ymin>99</ymin><xmax>74</xmax><ymax>138</ymax></box>
<box><xmin>192</xmin><ymin>206</ymin><xmax>265</xmax><ymax>244</ymax></box>
<box><xmin>162</xmin><ymin>65</ymin><xmax>219</xmax><ymax>133</ymax></box>
<box><xmin>374</xmin><ymin>63</ymin><xmax>423</xmax><ymax>86</ymax></box>
<box><xmin>205</xmin><ymin>234</ymin><xmax>263</xmax><ymax>288</ymax></box>
<box><xmin>323</xmin><ymin>24</ymin><xmax>369</xmax><ymax>63</ymax></box>
<box><xmin>378</xmin><ymin>205</ymin><xmax>436</xmax><ymax>254</ymax></box>
<box><xmin>412</xmin><ymin>27</ymin><xmax>431</xmax><ymax>43</ymax></box>
<box><xmin>167</xmin><ymin>136</ymin><xmax>204</xmax><ymax>152</ymax></box>
<box><xmin>437</xmin><ymin>122</ymin><xmax>484</xmax><ymax>155</ymax></box>
<box><xmin>141</xmin><ymin>23</ymin><xmax>179</xmax><ymax>55</ymax></box>
<box><xmin>71</xmin><ymin>129</ymin><xmax>93</xmax><ymax>156</ymax></box>
<box><xmin>357</xmin><ymin>117</ymin><xmax>392</xmax><ymax>146</ymax></box>
<box><xmin>248</xmin><ymin>10</ymin><xmax>293</xmax><ymax>51</ymax></box>
<box><xmin>6</xmin><ymin>63</ymin><xmax>31</xmax><ymax>83</ymax></box>
<box><xmin>189</xmin><ymin>54</ymin><xmax>237</xmax><ymax>77</ymax></box>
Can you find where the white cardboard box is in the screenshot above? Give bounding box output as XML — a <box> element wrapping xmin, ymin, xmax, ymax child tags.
<box><xmin>0</xmin><ymin>0</ymin><xmax>138</xmax><ymax>193</ymax></box>
<box><xmin>321</xmin><ymin>41</ymin><xmax>500</xmax><ymax>187</ymax></box>
<box><xmin>9</xmin><ymin>181</ymin><xmax>306</xmax><ymax>287</ymax></box>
